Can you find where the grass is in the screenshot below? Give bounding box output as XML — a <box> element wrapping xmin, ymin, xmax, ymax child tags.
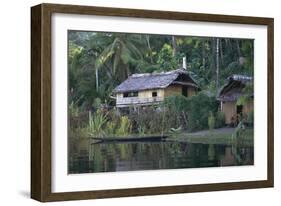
<box><xmin>168</xmin><ymin>128</ymin><xmax>254</xmax><ymax>147</ymax></box>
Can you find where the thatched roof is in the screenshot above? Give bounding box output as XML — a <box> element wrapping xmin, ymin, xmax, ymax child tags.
<box><xmin>113</xmin><ymin>69</ymin><xmax>199</xmax><ymax>93</ymax></box>
<box><xmin>218</xmin><ymin>74</ymin><xmax>253</xmax><ymax>102</ymax></box>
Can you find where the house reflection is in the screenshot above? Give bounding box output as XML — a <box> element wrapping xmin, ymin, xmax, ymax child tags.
<box><xmin>220</xmin><ymin>146</ymin><xmax>254</xmax><ymax>166</ymax></box>
<box><xmin>69</xmin><ymin>140</ymin><xmax>254</xmax><ymax>174</ymax></box>
<box><xmin>220</xmin><ymin>147</ymin><xmax>236</xmax><ymax>166</ymax></box>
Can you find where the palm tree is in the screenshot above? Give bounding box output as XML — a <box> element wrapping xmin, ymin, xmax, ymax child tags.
<box><xmin>95</xmin><ymin>33</ymin><xmax>146</xmax><ymax>85</ymax></box>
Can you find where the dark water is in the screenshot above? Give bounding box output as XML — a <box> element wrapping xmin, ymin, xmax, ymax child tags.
<box><xmin>68</xmin><ymin>140</ymin><xmax>254</xmax><ymax>174</ymax></box>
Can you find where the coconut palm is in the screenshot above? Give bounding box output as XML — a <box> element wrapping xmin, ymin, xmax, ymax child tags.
<box><xmin>95</xmin><ymin>33</ymin><xmax>146</xmax><ymax>83</ymax></box>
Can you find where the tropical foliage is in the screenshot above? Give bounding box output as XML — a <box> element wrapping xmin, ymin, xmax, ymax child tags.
<box><xmin>68</xmin><ymin>31</ymin><xmax>254</xmax><ymax>110</ymax></box>
<box><xmin>68</xmin><ymin>31</ymin><xmax>253</xmax><ymax>138</ymax></box>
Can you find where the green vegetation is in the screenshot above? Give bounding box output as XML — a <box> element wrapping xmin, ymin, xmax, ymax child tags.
<box><xmin>208</xmin><ymin>112</ymin><xmax>215</xmax><ymax>130</ymax></box>
<box><xmin>171</xmin><ymin>128</ymin><xmax>253</xmax><ymax>147</ymax></box>
<box><xmin>68</xmin><ymin>31</ymin><xmax>254</xmax><ymax>140</ymax></box>
<box><xmin>115</xmin><ymin>116</ymin><xmax>132</xmax><ymax>137</ymax></box>
<box><xmin>185</xmin><ymin>93</ymin><xmax>218</xmax><ymax>131</ymax></box>
<box><xmin>87</xmin><ymin>110</ymin><xmax>108</xmax><ymax>138</ymax></box>
<box><xmin>162</xmin><ymin>93</ymin><xmax>224</xmax><ymax>132</ymax></box>
<box><xmin>68</xmin><ymin>32</ymin><xmax>255</xmax><ymax>173</ymax></box>
<box><xmin>70</xmin><ymin>92</ymin><xmax>228</xmax><ymax>139</ymax></box>
<box><xmin>68</xmin><ymin>31</ymin><xmax>254</xmax><ymax>110</ymax></box>
<box><xmin>237</xmin><ymin>82</ymin><xmax>254</xmax><ymax>106</ymax></box>
<box><xmin>215</xmin><ymin>111</ymin><xmax>225</xmax><ymax>128</ymax></box>
<box><xmin>247</xmin><ymin>110</ymin><xmax>254</xmax><ymax>127</ymax></box>
<box><xmin>84</xmin><ymin>110</ymin><xmax>133</xmax><ymax>138</ymax></box>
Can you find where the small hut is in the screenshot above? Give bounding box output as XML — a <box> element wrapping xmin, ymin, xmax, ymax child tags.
<box><xmin>113</xmin><ymin>69</ymin><xmax>199</xmax><ymax>108</ymax></box>
<box><xmin>217</xmin><ymin>75</ymin><xmax>253</xmax><ymax>125</ymax></box>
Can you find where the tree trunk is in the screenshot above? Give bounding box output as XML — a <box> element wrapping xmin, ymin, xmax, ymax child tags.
<box><xmin>216</xmin><ymin>38</ymin><xmax>220</xmax><ymax>92</ymax></box>
<box><xmin>236</xmin><ymin>39</ymin><xmax>241</xmax><ymax>57</ymax></box>
<box><xmin>94</xmin><ymin>52</ymin><xmax>99</xmax><ymax>92</ymax></box>
<box><xmin>171</xmin><ymin>36</ymin><xmax>177</xmax><ymax>57</ymax></box>
<box><xmin>95</xmin><ymin>67</ymin><xmax>99</xmax><ymax>92</ymax></box>
<box><xmin>211</xmin><ymin>38</ymin><xmax>216</xmax><ymax>82</ymax></box>
<box><xmin>202</xmin><ymin>39</ymin><xmax>206</xmax><ymax>70</ymax></box>
<box><xmin>226</xmin><ymin>39</ymin><xmax>232</xmax><ymax>53</ymax></box>
<box><xmin>146</xmin><ymin>35</ymin><xmax>153</xmax><ymax>63</ymax></box>
<box><xmin>220</xmin><ymin>39</ymin><xmax>224</xmax><ymax>67</ymax></box>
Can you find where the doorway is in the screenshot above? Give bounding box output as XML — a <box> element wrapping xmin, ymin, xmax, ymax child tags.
<box><xmin>182</xmin><ymin>86</ymin><xmax>188</xmax><ymax>97</ymax></box>
<box><xmin>236</xmin><ymin>105</ymin><xmax>243</xmax><ymax>115</ymax></box>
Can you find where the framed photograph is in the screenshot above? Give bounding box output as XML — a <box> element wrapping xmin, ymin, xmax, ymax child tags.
<box><xmin>31</xmin><ymin>3</ymin><xmax>274</xmax><ymax>202</ymax></box>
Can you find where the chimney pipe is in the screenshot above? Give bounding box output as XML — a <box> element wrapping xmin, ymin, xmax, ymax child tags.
<box><xmin>182</xmin><ymin>56</ymin><xmax>187</xmax><ymax>70</ymax></box>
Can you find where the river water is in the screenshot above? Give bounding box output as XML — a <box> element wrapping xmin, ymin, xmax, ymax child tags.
<box><xmin>68</xmin><ymin>140</ymin><xmax>254</xmax><ymax>174</ymax></box>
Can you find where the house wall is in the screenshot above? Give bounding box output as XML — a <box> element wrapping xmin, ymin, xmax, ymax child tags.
<box><xmin>116</xmin><ymin>89</ymin><xmax>165</xmax><ymax>99</ymax></box>
<box><xmin>188</xmin><ymin>87</ymin><xmax>196</xmax><ymax>96</ymax></box>
<box><xmin>222</xmin><ymin>100</ymin><xmax>254</xmax><ymax>124</ymax></box>
<box><xmin>116</xmin><ymin>85</ymin><xmax>197</xmax><ymax>107</ymax></box>
<box><xmin>222</xmin><ymin>101</ymin><xmax>236</xmax><ymax>124</ymax></box>
<box><xmin>243</xmin><ymin>99</ymin><xmax>254</xmax><ymax>115</ymax></box>
<box><xmin>139</xmin><ymin>89</ymin><xmax>164</xmax><ymax>98</ymax></box>
<box><xmin>164</xmin><ymin>85</ymin><xmax>182</xmax><ymax>97</ymax></box>
<box><xmin>164</xmin><ymin>85</ymin><xmax>196</xmax><ymax>97</ymax></box>
<box><xmin>116</xmin><ymin>89</ymin><xmax>164</xmax><ymax>107</ymax></box>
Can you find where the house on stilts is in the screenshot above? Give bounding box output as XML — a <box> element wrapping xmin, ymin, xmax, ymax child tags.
<box><xmin>113</xmin><ymin>69</ymin><xmax>200</xmax><ymax>108</ymax></box>
<box><xmin>217</xmin><ymin>74</ymin><xmax>253</xmax><ymax>126</ymax></box>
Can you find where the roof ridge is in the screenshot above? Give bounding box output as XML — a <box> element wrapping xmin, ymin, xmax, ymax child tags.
<box><xmin>130</xmin><ymin>68</ymin><xmax>187</xmax><ymax>78</ymax></box>
<box><xmin>228</xmin><ymin>74</ymin><xmax>253</xmax><ymax>81</ymax></box>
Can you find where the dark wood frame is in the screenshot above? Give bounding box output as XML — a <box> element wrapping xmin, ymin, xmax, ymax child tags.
<box><xmin>31</xmin><ymin>3</ymin><xmax>274</xmax><ymax>202</ymax></box>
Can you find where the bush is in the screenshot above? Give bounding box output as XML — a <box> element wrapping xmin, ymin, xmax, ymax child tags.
<box><xmin>92</xmin><ymin>97</ymin><xmax>102</xmax><ymax>110</ymax></box>
<box><xmin>185</xmin><ymin>92</ymin><xmax>218</xmax><ymax>131</ymax></box>
<box><xmin>104</xmin><ymin>121</ymin><xmax>116</xmax><ymax>136</ymax></box>
<box><xmin>163</xmin><ymin>95</ymin><xmax>189</xmax><ymax>112</ymax></box>
<box><xmin>162</xmin><ymin>93</ymin><xmax>219</xmax><ymax>132</ymax></box>
<box><xmin>215</xmin><ymin>111</ymin><xmax>225</xmax><ymax>128</ymax></box>
<box><xmin>115</xmin><ymin>116</ymin><xmax>132</xmax><ymax>136</ymax></box>
<box><xmin>247</xmin><ymin>110</ymin><xmax>254</xmax><ymax>127</ymax></box>
<box><xmin>69</xmin><ymin>101</ymin><xmax>80</xmax><ymax>117</ymax></box>
<box><xmin>87</xmin><ymin>109</ymin><xmax>108</xmax><ymax>137</ymax></box>
<box><xmin>137</xmin><ymin>125</ymin><xmax>146</xmax><ymax>136</ymax></box>
<box><xmin>128</xmin><ymin>106</ymin><xmax>167</xmax><ymax>135</ymax></box>
<box><xmin>208</xmin><ymin>112</ymin><xmax>215</xmax><ymax>130</ymax></box>
<box><xmin>163</xmin><ymin>95</ymin><xmax>189</xmax><ymax>130</ymax></box>
<box><xmin>81</xmin><ymin>91</ymin><xmax>220</xmax><ymax>137</ymax></box>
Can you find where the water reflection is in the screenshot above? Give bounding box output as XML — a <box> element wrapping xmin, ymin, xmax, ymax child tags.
<box><xmin>68</xmin><ymin>141</ymin><xmax>254</xmax><ymax>174</ymax></box>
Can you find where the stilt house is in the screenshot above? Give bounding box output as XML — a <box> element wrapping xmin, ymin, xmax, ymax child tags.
<box><xmin>113</xmin><ymin>69</ymin><xmax>199</xmax><ymax>108</ymax></box>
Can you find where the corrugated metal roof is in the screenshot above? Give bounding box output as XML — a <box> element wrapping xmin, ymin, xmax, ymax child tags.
<box><xmin>113</xmin><ymin>69</ymin><xmax>198</xmax><ymax>93</ymax></box>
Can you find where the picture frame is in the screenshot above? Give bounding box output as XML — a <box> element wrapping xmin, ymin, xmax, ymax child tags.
<box><xmin>31</xmin><ymin>3</ymin><xmax>274</xmax><ymax>202</ymax></box>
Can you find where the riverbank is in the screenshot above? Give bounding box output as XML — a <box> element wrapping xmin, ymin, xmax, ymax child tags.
<box><xmin>73</xmin><ymin>127</ymin><xmax>254</xmax><ymax>147</ymax></box>
<box><xmin>167</xmin><ymin>127</ymin><xmax>254</xmax><ymax>146</ymax></box>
